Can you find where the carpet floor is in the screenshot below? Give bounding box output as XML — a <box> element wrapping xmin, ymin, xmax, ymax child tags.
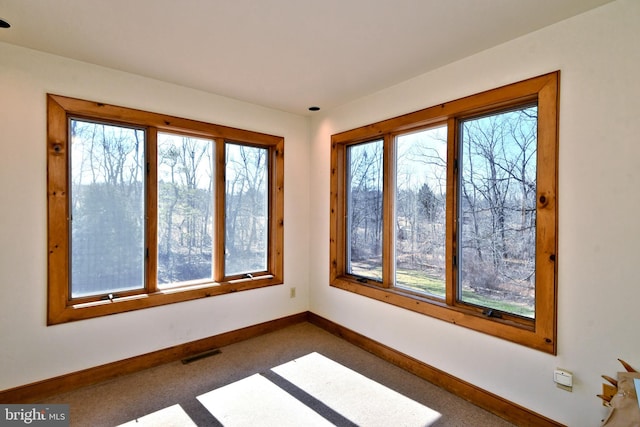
<box><xmin>43</xmin><ymin>322</ymin><xmax>514</xmax><ymax>426</ymax></box>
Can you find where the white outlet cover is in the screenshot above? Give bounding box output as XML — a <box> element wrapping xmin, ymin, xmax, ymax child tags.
<box><xmin>554</xmin><ymin>370</ymin><xmax>572</xmax><ymax>387</ymax></box>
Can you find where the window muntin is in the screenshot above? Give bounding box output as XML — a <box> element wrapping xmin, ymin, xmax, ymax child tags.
<box><xmin>70</xmin><ymin>119</ymin><xmax>146</xmax><ymax>299</ymax></box>
<box><xmin>458</xmin><ymin>106</ymin><xmax>537</xmax><ymax>318</ymax></box>
<box><xmin>47</xmin><ymin>94</ymin><xmax>284</xmax><ymax>324</ymax></box>
<box><xmin>225</xmin><ymin>143</ymin><xmax>269</xmax><ymax>276</ymax></box>
<box><xmin>157</xmin><ymin>132</ymin><xmax>214</xmax><ymax>288</ymax></box>
<box><xmin>394</xmin><ymin>126</ymin><xmax>447</xmax><ymax>298</ymax></box>
<box><xmin>346</xmin><ymin>140</ymin><xmax>384</xmax><ymax>281</ymax></box>
<box><xmin>330</xmin><ymin>72</ymin><xmax>558</xmax><ymax>353</ymax></box>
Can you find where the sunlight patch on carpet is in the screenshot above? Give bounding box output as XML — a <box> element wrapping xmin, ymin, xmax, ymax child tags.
<box><xmin>197</xmin><ymin>373</ymin><xmax>335</xmax><ymax>427</ymax></box>
<box><xmin>272</xmin><ymin>352</ymin><xmax>441</xmax><ymax>426</ymax></box>
<box><xmin>117</xmin><ymin>404</ymin><xmax>197</xmax><ymax>427</ymax></box>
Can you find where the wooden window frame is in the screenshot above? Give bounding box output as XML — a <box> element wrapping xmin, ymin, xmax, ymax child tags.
<box><xmin>47</xmin><ymin>94</ymin><xmax>284</xmax><ymax>325</ymax></box>
<box><xmin>330</xmin><ymin>72</ymin><xmax>559</xmax><ymax>353</ymax></box>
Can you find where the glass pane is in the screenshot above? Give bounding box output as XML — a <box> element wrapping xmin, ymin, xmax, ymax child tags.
<box><xmin>225</xmin><ymin>143</ymin><xmax>268</xmax><ymax>276</ymax></box>
<box><xmin>458</xmin><ymin>106</ymin><xmax>537</xmax><ymax>318</ymax></box>
<box><xmin>70</xmin><ymin>119</ymin><xmax>145</xmax><ymax>298</ymax></box>
<box><xmin>395</xmin><ymin>126</ymin><xmax>447</xmax><ymax>297</ymax></box>
<box><xmin>346</xmin><ymin>140</ymin><xmax>383</xmax><ymax>281</ymax></box>
<box><xmin>157</xmin><ymin>133</ymin><xmax>214</xmax><ymax>286</ymax></box>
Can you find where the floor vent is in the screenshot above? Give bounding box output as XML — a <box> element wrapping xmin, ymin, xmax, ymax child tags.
<box><xmin>181</xmin><ymin>349</ymin><xmax>222</xmax><ymax>364</ymax></box>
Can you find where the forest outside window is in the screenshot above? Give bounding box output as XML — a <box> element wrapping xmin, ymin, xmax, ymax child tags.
<box><xmin>330</xmin><ymin>72</ymin><xmax>559</xmax><ymax>353</ymax></box>
<box><xmin>47</xmin><ymin>94</ymin><xmax>284</xmax><ymax>324</ymax></box>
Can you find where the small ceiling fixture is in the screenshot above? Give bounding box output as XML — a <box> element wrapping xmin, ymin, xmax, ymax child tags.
<box><xmin>0</xmin><ymin>18</ymin><xmax>10</xmax><ymax>28</ymax></box>
<box><xmin>308</xmin><ymin>106</ymin><xmax>320</xmax><ymax>112</ymax></box>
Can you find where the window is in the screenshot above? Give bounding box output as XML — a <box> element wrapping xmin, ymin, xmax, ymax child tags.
<box><xmin>330</xmin><ymin>72</ymin><xmax>558</xmax><ymax>353</ymax></box>
<box><xmin>47</xmin><ymin>95</ymin><xmax>284</xmax><ymax>324</ymax></box>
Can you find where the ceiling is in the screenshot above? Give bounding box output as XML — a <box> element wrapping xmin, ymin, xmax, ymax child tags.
<box><xmin>0</xmin><ymin>0</ymin><xmax>614</xmax><ymax>115</ymax></box>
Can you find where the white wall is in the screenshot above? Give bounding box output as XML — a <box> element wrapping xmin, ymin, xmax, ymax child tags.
<box><xmin>0</xmin><ymin>43</ymin><xmax>310</xmax><ymax>390</ymax></box>
<box><xmin>309</xmin><ymin>0</ymin><xmax>640</xmax><ymax>425</ymax></box>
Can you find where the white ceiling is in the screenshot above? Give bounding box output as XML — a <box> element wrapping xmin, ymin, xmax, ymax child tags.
<box><xmin>0</xmin><ymin>0</ymin><xmax>614</xmax><ymax>115</ymax></box>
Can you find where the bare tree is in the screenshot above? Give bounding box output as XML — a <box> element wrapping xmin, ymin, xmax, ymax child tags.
<box><xmin>458</xmin><ymin>106</ymin><xmax>537</xmax><ymax>306</ymax></box>
<box><xmin>157</xmin><ymin>134</ymin><xmax>213</xmax><ymax>284</ymax></box>
<box><xmin>347</xmin><ymin>140</ymin><xmax>383</xmax><ymax>277</ymax></box>
<box><xmin>395</xmin><ymin>127</ymin><xmax>447</xmax><ymax>290</ymax></box>
<box><xmin>70</xmin><ymin>120</ymin><xmax>145</xmax><ymax>297</ymax></box>
<box><xmin>225</xmin><ymin>143</ymin><xmax>268</xmax><ymax>275</ymax></box>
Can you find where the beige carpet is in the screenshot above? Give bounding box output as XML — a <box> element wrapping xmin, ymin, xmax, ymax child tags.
<box><xmin>118</xmin><ymin>404</ymin><xmax>197</xmax><ymax>427</ymax></box>
<box><xmin>44</xmin><ymin>322</ymin><xmax>514</xmax><ymax>426</ymax></box>
<box><xmin>198</xmin><ymin>373</ymin><xmax>334</xmax><ymax>427</ymax></box>
<box><xmin>270</xmin><ymin>352</ymin><xmax>441</xmax><ymax>426</ymax></box>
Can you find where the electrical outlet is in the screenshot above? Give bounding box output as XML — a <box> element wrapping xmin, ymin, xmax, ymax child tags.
<box><xmin>290</xmin><ymin>287</ymin><xmax>296</xmax><ymax>298</ymax></box>
<box><xmin>554</xmin><ymin>368</ymin><xmax>573</xmax><ymax>392</ymax></box>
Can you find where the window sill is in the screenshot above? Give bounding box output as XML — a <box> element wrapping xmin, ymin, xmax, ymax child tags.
<box><xmin>330</xmin><ymin>276</ymin><xmax>553</xmax><ymax>354</ymax></box>
<box><xmin>48</xmin><ymin>276</ymin><xmax>282</xmax><ymax>325</ymax></box>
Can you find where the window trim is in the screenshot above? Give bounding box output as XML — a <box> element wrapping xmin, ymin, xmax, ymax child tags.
<box><xmin>47</xmin><ymin>94</ymin><xmax>284</xmax><ymax>325</ymax></box>
<box><xmin>330</xmin><ymin>72</ymin><xmax>558</xmax><ymax>353</ymax></box>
